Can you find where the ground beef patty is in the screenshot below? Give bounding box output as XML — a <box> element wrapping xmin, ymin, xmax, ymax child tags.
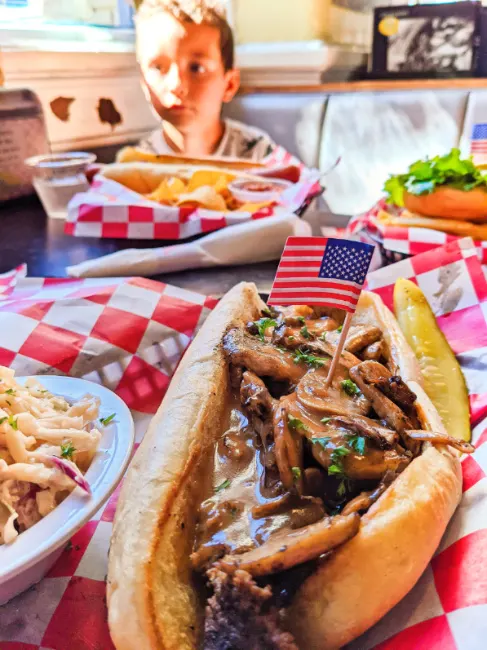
<box><xmin>204</xmin><ymin>565</ymin><xmax>298</xmax><ymax>650</ymax></box>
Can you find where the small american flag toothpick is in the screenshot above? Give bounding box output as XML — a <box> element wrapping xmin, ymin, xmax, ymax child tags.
<box><xmin>471</xmin><ymin>123</ymin><xmax>487</xmax><ymax>157</ymax></box>
<box><xmin>268</xmin><ymin>236</ymin><xmax>375</xmax><ymax>389</ymax></box>
<box><xmin>268</xmin><ymin>237</ymin><xmax>374</xmax><ymax>311</ymax></box>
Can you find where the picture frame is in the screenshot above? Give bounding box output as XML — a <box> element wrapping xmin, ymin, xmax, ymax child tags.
<box><xmin>370</xmin><ymin>1</ymin><xmax>483</xmax><ymax>79</ymax></box>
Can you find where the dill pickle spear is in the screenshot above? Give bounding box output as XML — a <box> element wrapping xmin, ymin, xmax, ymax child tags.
<box><xmin>393</xmin><ymin>278</ymin><xmax>471</xmax><ymax>442</ymax></box>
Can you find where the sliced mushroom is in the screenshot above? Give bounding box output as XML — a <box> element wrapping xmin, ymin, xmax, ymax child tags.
<box><xmin>305</xmin><ymin>339</ymin><xmax>361</xmax><ymax>370</ymax></box>
<box><xmin>331</xmin><ymin>414</ymin><xmax>398</xmax><ymax>448</ymax></box>
<box><xmin>362</xmin><ymin>340</ymin><xmax>385</xmax><ymax>361</ymax></box>
<box><xmin>346</xmin><ymin>326</ymin><xmax>382</xmax><ymax>354</ymax></box>
<box><xmin>273</xmin><ymin>397</ymin><xmax>304</xmax><ymax>494</ymax></box>
<box><xmin>283</xmin><ymin>401</ymin><xmax>409</xmax><ymax>481</ymax></box>
<box><xmin>251</xmin><ymin>493</ymin><xmax>294</xmax><ymax>519</ymax></box>
<box><xmin>341</xmin><ymin>471</ymin><xmax>396</xmax><ymax>516</ymax></box>
<box><xmin>219</xmin><ymin>513</ymin><xmax>360</xmax><ymax>577</ymax></box>
<box><xmin>296</xmin><ymin>365</ymin><xmax>370</xmax><ymax>417</ymax></box>
<box><xmin>272</xmin><ymin>323</ymin><xmax>314</xmax><ymax>350</ymax></box>
<box><xmin>371</xmin><ymin>374</ymin><xmax>419</xmax><ymax>422</ymax></box>
<box><xmin>251</xmin><ymin>495</ymin><xmax>326</xmax><ymax>534</ymax></box>
<box><xmin>350</xmin><ymin>362</ymin><xmax>417</xmax><ymax>438</ymax></box>
<box><xmin>311</xmin><ymin>431</ymin><xmax>410</xmax><ymax>481</ymax></box>
<box><xmin>324</xmin><ymin>325</ymin><xmax>382</xmax><ymax>355</ymax></box>
<box><xmin>223</xmin><ymin>328</ymin><xmax>306</xmax><ymax>384</ymax></box>
<box><xmin>191</xmin><ymin>543</ymin><xmax>229</xmax><ymax>572</ymax></box>
<box><xmin>306</xmin><ymin>317</ymin><xmax>340</xmax><ymax>336</ymax></box>
<box><xmin>405</xmin><ymin>430</ymin><xmax>475</xmax><ymax>454</ymax></box>
<box><xmin>240</xmin><ymin>371</ymin><xmax>275</xmax><ymax>419</ymax></box>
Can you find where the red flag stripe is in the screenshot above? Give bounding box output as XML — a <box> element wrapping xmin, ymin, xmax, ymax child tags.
<box><xmin>278</xmin><ymin>261</ymin><xmax>323</xmax><ymax>269</ymax></box>
<box><xmin>271</xmin><ymin>289</ymin><xmax>361</xmax><ymax>299</ymax></box>
<box><xmin>280</xmin><ymin>237</ymin><xmax>329</xmax><ymax>247</ymax></box>
<box><xmin>273</xmin><ymin>280</ymin><xmax>362</xmax><ymax>292</ymax></box>
<box><xmin>272</xmin><ymin>287</ymin><xmax>361</xmax><ymax>298</ymax></box>
<box><xmin>280</xmin><ymin>255</ymin><xmax>325</xmax><ymax>261</ymax></box>
<box><xmin>273</xmin><ymin>271</ymin><xmax>329</xmax><ymax>279</ymax></box>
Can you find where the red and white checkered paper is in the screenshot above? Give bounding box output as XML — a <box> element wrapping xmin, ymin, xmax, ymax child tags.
<box><xmin>0</xmin><ymin>272</ymin><xmax>217</xmax><ymax>649</ymax></box>
<box><xmin>348</xmin><ymin>199</ymin><xmax>487</xmax><ymax>265</ymax></box>
<box><xmin>0</xmin><ymin>264</ymin><xmax>27</xmax><ymax>300</ymax></box>
<box><xmin>2</xmin><ymin>238</ymin><xmax>487</xmax><ymax>649</ymax></box>
<box><xmin>65</xmin><ymin>156</ymin><xmax>320</xmax><ymax>240</ymax></box>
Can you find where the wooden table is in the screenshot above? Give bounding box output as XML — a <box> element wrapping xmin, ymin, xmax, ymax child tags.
<box><xmin>1</xmin><ymin>195</ymin><xmax>283</xmax><ymax>297</ymax></box>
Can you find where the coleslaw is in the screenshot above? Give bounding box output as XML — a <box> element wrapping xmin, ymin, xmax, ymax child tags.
<box><xmin>0</xmin><ymin>366</ymin><xmax>104</xmax><ymax>544</ymax></box>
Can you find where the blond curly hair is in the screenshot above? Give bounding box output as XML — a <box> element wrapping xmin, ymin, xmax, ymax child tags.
<box><xmin>136</xmin><ymin>0</ymin><xmax>234</xmax><ymax>70</ymax></box>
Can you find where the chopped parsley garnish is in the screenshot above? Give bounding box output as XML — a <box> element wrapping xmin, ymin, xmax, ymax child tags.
<box><xmin>288</xmin><ymin>415</ymin><xmax>308</xmax><ymax>433</ymax></box>
<box><xmin>8</xmin><ymin>415</ymin><xmax>18</xmax><ymax>430</ymax></box>
<box><xmin>5</xmin><ymin>388</ymin><xmax>15</xmax><ymax>396</ymax></box>
<box><xmin>328</xmin><ymin>464</ymin><xmax>345</xmax><ymax>475</ymax></box>
<box><xmin>320</xmin><ymin>332</ymin><xmax>327</xmax><ymax>341</ymax></box>
<box><xmin>300</xmin><ymin>325</ymin><xmax>311</xmax><ymax>340</ymax></box>
<box><xmin>346</xmin><ymin>433</ymin><xmax>366</xmax><ymax>456</ymax></box>
<box><xmin>100</xmin><ymin>413</ymin><xmax>116</xmax><ymax>426</ymax></box>
<box><xmin>297</xmin><ymin>316</ymin><xmax>306</xmax><ymax>324</ymax></box>
<box><xmin>384</xmin><ymin>148</ymin><xmax>487</xmax><ymax>206</ymax></box>
<box><xmin>341</xmin><ymin>379</ymin><xmax>361</xmax><ymax>397</ymax></box>
<box><xmin>336</xmin><ymin>325</ymin><xmax>343</xmax><ymax>333</ymax></box>
<box><xmin>288</xmin><ymin>335</ymin><xmax>295</xmax><ymax>341</ymax></box>
<box><xmin>292</xmin><ymin>349</ymin><xmax>326</xmax><ymax>368</ymax></box>
<box><xmin>60</xmin><ymin>441</ymin><xmax>76</xmax><ymax>460</ymax></box>
<box><xmin>254</xmin><ymin>317</ymin><xmax>278</xmax><ymax>342</ymax></box>
<box><xmin>313</xmin><ymin>436</ymin><xmax>331</xmax><ymax>448</ymax></box>
<box><xmin>292</xmin><ymin>467</ymin><xmax>302</xmax><ymax>482</ymax></box>
<box><xmin>337</xmin><ymin>478</ymin><xmax>351</xmax><ymax>498</ymax></box>
<box><xmin>215</xmin><ymin>479</ymin><xmax>231</xmax><ymax>493</ymax></box>
<box><xmin>0</xmin><ymin>417</ymin><xmax>7</xmax><ymax>426</ymax></box>
<box><xmin>328</xmin><ymin>446</ymin><xmax>350</xmax><ymax>476</ymax></box>
<box><xmin>320</xmin><ymin>417</ymin><xmax>331</xmax><ymax>424</ymax></box>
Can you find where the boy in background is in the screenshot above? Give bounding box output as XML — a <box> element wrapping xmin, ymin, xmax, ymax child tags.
<box><xmin>136</xmin><ymin>0</ymin><xmax>276</xmax><ymax>161</ymax></box>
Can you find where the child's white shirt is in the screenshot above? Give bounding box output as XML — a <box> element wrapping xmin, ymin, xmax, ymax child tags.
<box><xmin>139</xmin><ymin>118</ymin><xmax>276</xmax><ymax>161</ymax></box>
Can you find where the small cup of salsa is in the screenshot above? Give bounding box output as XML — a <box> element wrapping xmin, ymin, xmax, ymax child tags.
<box><xmin>228</xmin><ymin>178</ymin><xmax>292</xmax><ymax>204</ymax></box>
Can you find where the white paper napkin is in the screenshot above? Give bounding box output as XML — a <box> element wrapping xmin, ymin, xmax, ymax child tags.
<box><xmin>66</xmin><ymin>214</ymin><xmax>311</xmax><ymax>278</ymax></box>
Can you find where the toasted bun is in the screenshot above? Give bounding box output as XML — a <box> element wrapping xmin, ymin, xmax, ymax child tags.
<box><xmin>375</xmin><ymin>208</ymin><xmax>487</xmax><ymax>241</ymax></box>
<box><xmin>100</xmin><ymin>162</ymin><xmax>263</xmax><ymax>196</ymax></box>
<box><xmin>107</xmin><ymin>285</ymin><xmax>462</xmax><ymax>650</ymax></box>
<box><xmin>285</xmin><ymin>292</ymin><xmax>462</xmax><ymax>649</ymax></box>
<box><xmin>116</xmin><ymin>146</ymin><xmax>265</xmax><ymax>170</ymax></box>
<box><xmin>107</xmin><ymin>283</ymin><xmax>265</xmax><ymax>650</ymax></box>
<box><xmin>404</xmin><ymin>186</ymin><xmax>487</xmax><ymax>222</ymax></box>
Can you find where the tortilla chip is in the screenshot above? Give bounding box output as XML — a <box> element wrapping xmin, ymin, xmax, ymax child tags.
<box><xmin>177</xmin><ymin>185</ymin><xmax>228</xmax><ymax>211</ymax></box>
<box><xmin>375</xmin><ymin>208</ymin><xmax>487</xmax><ymax>241</ymax></box>
<box><xmin>146</xmin><ymin>177</ymin><xmax>187</xmax><ymax>204</ymax></box>
<box><xmin>186</xmin><ymin>170</ymin><xmax>236</xmax><ymax>192</ymax></box>
<box><xmin>239</xmin><ymin>201</ymin><xmax>274</xmax><ymax>213</ymax></box>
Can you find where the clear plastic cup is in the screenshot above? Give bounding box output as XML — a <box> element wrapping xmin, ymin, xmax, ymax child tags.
<box><xmin>25</xmin><ymin>152</ymin><xmax>96</xmax><ymax>220</ymax></box>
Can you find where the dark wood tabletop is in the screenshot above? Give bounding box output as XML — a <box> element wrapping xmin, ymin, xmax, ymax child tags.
<box><xmin>1</xmin><ymin>194</ymin><xmax>283</xmax><ymax>297</ymax></box>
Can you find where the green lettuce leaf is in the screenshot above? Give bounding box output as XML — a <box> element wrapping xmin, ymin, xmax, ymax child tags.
<box><xmin>383</xmin><ymin>148</ymin><xmax>487</xmax><ymax>206</ymax></box>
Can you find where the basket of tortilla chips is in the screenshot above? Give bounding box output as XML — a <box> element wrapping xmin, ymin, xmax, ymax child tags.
<box><xmin>65</xmin><ymin>161</ymin><xmax>321</xmax><ymax>240</ymax></box>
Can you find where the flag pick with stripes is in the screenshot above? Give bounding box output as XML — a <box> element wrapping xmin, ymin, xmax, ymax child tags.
<box><xmin>268</xmin><ymin>237</ymin><xmax>375</xmax><ymax>312</ymax></box>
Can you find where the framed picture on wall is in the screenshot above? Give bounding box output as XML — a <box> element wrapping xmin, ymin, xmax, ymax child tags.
<box><xmin>370</xmin><ymin>2</ymin><xmax>482</xmax><ymax>78</ymax></box>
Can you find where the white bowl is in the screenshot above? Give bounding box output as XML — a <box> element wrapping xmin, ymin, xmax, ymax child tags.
<box><xmin>228</xmin><ymin>178</ymin><xmax>292</xmax><ymax>204</ymax></box>
<box><xmin>0</xmin><ymin>376</ymin><xmax>135</xmax><ymax>605</ymax></box>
